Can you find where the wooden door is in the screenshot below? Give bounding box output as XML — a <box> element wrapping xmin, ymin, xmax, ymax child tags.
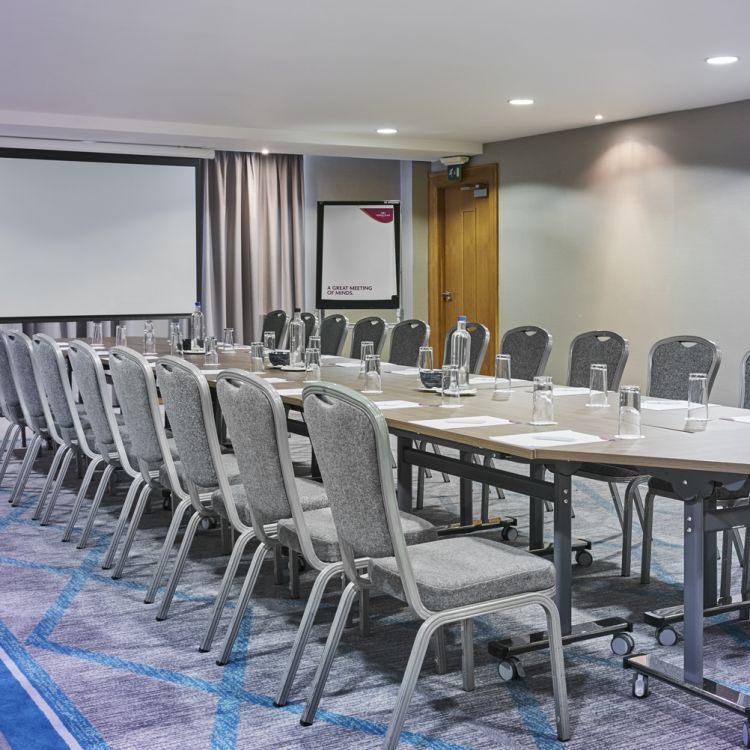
<box><xmin>428</xmin><ymin>164</ymin><xmax>499</xmax><ymax>375</ymax></box>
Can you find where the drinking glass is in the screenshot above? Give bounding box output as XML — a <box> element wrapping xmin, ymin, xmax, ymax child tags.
<box><xmin>588</xmin><ymin>363</ymin><xmax>609</xmax><ymax>408</ymax></box>
<box><xmin>309</xmin><ymin>335</ymin><xmax>321</xmax><ymax>353</ymax></box>
<box><xmin>115</xmin><ymin>325</ymin><xmax>128</xmax><ymax>347</ymax></box>
<box><xmin>249</xmin><ymin>342</ymin><xmax>265</xmax><ymax>372</ymax></box>
<box><xmin>169</xmin><ymin>326</ymin><xmax>183</xmax><ymax>357</ymax></box>
<box><xmin>418</xmin><ymin>346</ymin><xmax>434</xmax><ymax>372</ymax></box>
<box><xmin>91</xmin><ymin>322</ymin><xmax>103</xmax><ymax>347</ymax></box>
<box><xmin>263</xmin><ymin>331</ymin><xmax>276</xmax><ymax>365</ymax></box>
<box><xmin>204</xmin><ymin>336</ymin><xmax>219</xmax><ymax>366</ymax></box>
<box><xmin>686</xmin><ymin>372</ymin><xmax>709</xmax><ymax>431</ymax></box>
<box><xmin>440</xmin><ymin>365</ymin><xmax>462</xmax><ymax>408</ymax></box>
<box><xmin>304</xmin><ymin>348</ymin><xmax>321</xmax><ymax>383</ymax></box>
<box><xmin>143</xmin><ymin>320</ymin><xmax>156</xmax><ymax>355</ymax></box>
<box><xmin>362</xmin><ymin>354</ymin><xmax>382</xmax><ymax>394</ymax></box>
<box><xmin>531</xmin><ymin>375</ymin><xmax>555</xmax><ymax>425</ymax></box>
<box><xmin>494</xmin><ymin>354</ymin><xmax>512</xmax><ymax>400</ymax></box>
<box><xmin>359</xmin><ymin>341</ymin><xmax>374</xmax><ymax>374</ymax></box>
<box><xmin>617</xmin><ymin>385</ymin><xmax>643</xmax><ymax>439</ymax></box>
<box><xmin>222</xmin><ymin>328</ymin><xmax>235</xmax><ymax>351</ymax></box>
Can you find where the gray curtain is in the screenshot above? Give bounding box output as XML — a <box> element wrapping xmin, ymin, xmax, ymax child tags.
<box><xmin>202</xmin><ymin>152</ymin><xmax>304</xmax><ymax>344</ymax></box>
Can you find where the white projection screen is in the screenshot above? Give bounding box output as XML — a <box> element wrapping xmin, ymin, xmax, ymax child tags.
<box><xmin>316</xmin><ymin>201</ymin><xmax>400</xmax><ymax>309</ymax></box>
<box><xmin>0</xmin><ymin>151</ymin><xmax>199</xmax><ymax>322</ymax></box>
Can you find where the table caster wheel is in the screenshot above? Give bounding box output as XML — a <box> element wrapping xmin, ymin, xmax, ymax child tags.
<box><xmin>610</xmin><ymin>632</ymin><xmax>635</xmax><ymax>656</ymax></box>
<box><xmin>502</xmin><ymin>526</ymin><xmax>519</xmax><ymax>542</ymax></box>
<box><xmin>742</xmin><ymin>719</ymin><xmax>750</xmax><ymax>748</ymax></box>
<box><xmin>498</xmin><ymin>656</ymin><xmax>525</xmax><ymax>682</ymax></box>
<box><xmin>575</xmin><ymin>549</ymin><xmax>593</xmax><ymax>567</ymax></box>
<box><xmin>655</xmin><ymin>626</ymin><xmax>678</xmax><ymax>647</ymax></box>
<box><xmin>162</xmin><ymin>496</ymin><xmax>172</xmax><ymax>511</ymax></box>
<box><xmin>199</xmin><ymin>517</ymin><xmax>217</xmax><ymax>531</ymax></box>
<box><xmin>631</xmin><ymin>672</ymin><xmax>649</xmax><ymax>699</ymax></box>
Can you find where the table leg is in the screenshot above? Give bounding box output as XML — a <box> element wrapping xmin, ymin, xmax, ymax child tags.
<box><xmin>703</xmin><ymin>496</ymin><xmax>718</xmax><ymax>607</ymax></box>
<box><xmin>396</xmin><ymin>436</ymin><xmax>413</xmax><ymax>512</ymax></box>
<box><xmin>553</xmin><ymin>470</ymin><xmax>573</xmax><ymax>634</ymax></box>
<box><xmin>529</xmin><ymin>463</ymin><xmax>546</xmax><ymax>551</ymax></box>
<box><xmin>459</xmin><ymin>451</ymin><xmax>474</xmax><ymax>527</ymax></box>
<box><xmin>684</xmin><ymin>497</ymin><xmax>704</xmax><ymax>685</ymax></box>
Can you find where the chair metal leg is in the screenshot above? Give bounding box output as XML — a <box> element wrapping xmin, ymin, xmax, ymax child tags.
<box><xmin>732</xmin><ymin>527</ymin><xmax>745</xmax><ymax>567</ymax></box>
<box><xmin>358</xmin><ymin>587</ymin><xmax>371</xmax><ymax>637</ymax></box>
<box><xmin>9</xmin><ymin>433</ymin><xmax>42</xmax><ymax>506</ymax></box>
<box><xmin>0</xmin><ymin>423</ymin><xmax>14</xmax><ymax>473</ymax></box>
<box><xmin>539</xmin><ymin>597</ymin><xmax>571</xmax><ymax>741</ymax></box>
<box><xmin>62</xmin><ymin>462</ymin><xmax>112</xmax><ymax>542</ymax></box>
<box><xmin>216</xmin><ymin>542</ymin><xmax>270</xmax><ymax>665</ymax></box>
<box><xmin>144</xmin><ymin>498</ymin><xmax>193</xmax><ymax>602</ymax></box>
<box><xmin>640</xmin><ymin>490</ymin><xmax>655</xmax><ymax>584</ymax></box>
<box><xmin>382</xmin><ymin>616</ymin><xmax>440</xmax><ymax>749</ymax></box>
<box><xmin>156</xmin><ymin>511</ymin><xmax>203</xmax><ymax>621</ymax></box>
<box><xmin>620</xmin><ymin>477</ymin><xmax>641</xmax><ymax>577</ymax></box>
<box><xmin>101</xmin><ymin>477</ymin><xmax>144</xmax><ymax>569</ymax></box>
<box><xmin>431</xmin><ymin>444</ymin><xmax>451</xmax><ymax>483</ymax></box>
<box><xmin>289</xmin><ymin>550</ymin><xmax>301</xmax><ymax>599</ymax></box>
<box><xmin>48</xmin><ymin>455</ymin><xmax>99</xmax><ymax>527</ymax></box>
<box><xmin>111</xmin><ymin>484</ymin><xmax>153</xmax><ymax>577</ymax></box>
<box><xmin>35</xmin><ymin>446</ymin><xmax>74</xmax><ymax>523</ymax></box>
<box><xmin>274</xmin><ymin>563</ymin><xmax>342</xmax><ymax>707</ymax></box>
<box><xmin>433</xmin><ymin>625</ymin><xmax>448</xmax><ymax>674</ymax></box>
<box><xmin>0</xmin><ymin>424</ymin><xmax>21</xmax><ymax>487</ymax></box>
<box><xmin>198</xmin><ymin>529</ymin><xmax>256</xmax><ymax>651</ymax></box>
<box><xmin>32</xmin><ymin>444</ymin><xmax>68</xmax><ymax>520</ymax></box>
<box><xmin>300</xmin><ymin>581</ymin><xmax>359</xmax><ymax>726</ymax></box>
<box><xmin>273</xmin><ymin>544</ymin><xmax>285</xmax><ymax>584</ymax></box>
<box><xmin>461</xmin><ymin>618</ymin><xmax>474</xmax><ymax>692</ymax></box>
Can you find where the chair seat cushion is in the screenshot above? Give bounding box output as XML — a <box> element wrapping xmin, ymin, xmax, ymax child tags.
<box><xmin>277</xmin><ymin>507</ymin><xmax>436</xmax><ymax>564</ymax></box>
<box><xmin>211</xmin><ymin>477</ymin><xmax>328</xmax><ymax>527</ymax></box>
<box><xmin>370</xmin><ymin>537</ymin><xmax>555</xmax><ymax>611</ymax></box>
<box><xmin>575</xmin><ymin>463</ymin><xmax>647</xmax><ymax>481</ymax></box>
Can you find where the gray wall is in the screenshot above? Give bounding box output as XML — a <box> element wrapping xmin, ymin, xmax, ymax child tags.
<box><xmin>471</xmin><ymin>99</ymin><xmax>750</xmax><ymax>405</ymax></box>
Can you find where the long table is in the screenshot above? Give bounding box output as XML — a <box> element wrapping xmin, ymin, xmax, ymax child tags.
<box><xmin>92</xmin><ymin>341</ymin><xmax>750</xmax><ymax>733</ymax></box>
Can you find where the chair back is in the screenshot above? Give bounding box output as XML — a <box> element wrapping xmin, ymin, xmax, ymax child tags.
<box><xmin>68</xmin><ymin>340</ymin><xmax>128</xmax><ymax>462</ymax></box>
<box><xmin>387</xmin><ymin>319</ymin><xmax>429</xmax><ymax>367</ymax></box>
<box><xmin>261</xmin><ymin>309</ymin><xmax>288</xmax><ymax>346</ymax></box>
<box><xmin>349</xmin><ymin>316</ymin><xmax>388</xmax><ymax>358</ymax></box>
<box><xmin>0</xmin><ymin>331</ymin><xmax>24</xmax><ymax>426</ymax></box>
<box><xmin>648</xmin><ymin>336</ymin><xmax>721</xmax><ymax>400</ymax></box>
<box><xmin>301</xmin><ymin>312</ymin><xmax>317</xmax><ymax>348</ymax></box>
<box><xmin>741</xmin><ymin>351</ymin><xmax>750</xmax><ymax>409</ymax></box>
<box><xmin>32</xmin><ymin>334</ymin><xmax>89</xmax><ymax>449</ymax></box>
<box><xmin>319</xmin><ymin>314</ymin><xmax>348</xmax><ymax>356</ymax></box>
<box><xmin>567</xmin><ymin>330</ymin><xmax>629</xmax><ymax>390</ymax></box>
<box><xmin>216</xmin><ymin>371</ymin><xmax>297</xmax><ymax>530</ymax></box>
<box><xmin>501</xmin><ymin>326</ymin><xmax>552</xmax><ymax>381</ymax></box>
<box><xmin>2</xmin><ymin>330</ymin><xmax>49</xmax><ymax>436</ymax></box>
<box><xmin>442</xmin><ymin>321</ymin><xmax>490</xmax><ymax>373</ymax></box>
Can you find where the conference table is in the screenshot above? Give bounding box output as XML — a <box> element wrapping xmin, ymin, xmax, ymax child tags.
<box><xmin>87</xmin><ymin>339</ymin><xmax>750</xmax><ymax>732</ymax></box>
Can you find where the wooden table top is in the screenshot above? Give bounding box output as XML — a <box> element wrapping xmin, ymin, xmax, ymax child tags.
<box><xmin>75</xmin><ymin>338</ymin><xmax>750</xmax><ymax>477</ymax></box>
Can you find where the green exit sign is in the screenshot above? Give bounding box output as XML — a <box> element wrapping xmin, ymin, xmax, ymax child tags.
<box><xmin>447</xmin><ymin>164</ymin><xmax>463</xmax><ymax>181</ymax></box>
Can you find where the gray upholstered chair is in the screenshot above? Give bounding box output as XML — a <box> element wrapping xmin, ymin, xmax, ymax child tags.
<box><xmin>301</xmin><ymin>312</ymin><xmax>317</xmax><ymax>348</ymax></box>
<box><xmin>386</xmin><ymin>319</ymin><xmax>429</xmax><ymax>367</ymax></box>
<box><xmin>261</xmin><ymin>309</ymin><xmax>288</xmax><ymax>347</ymax></box>
<box><xmin>212</xmin><ymin>369</ymin><xmax>436</xmax><ymax>673</ymax></box>
<box><xmin>567</xmin><ymin>330</ymin><xmax>629</xmax><ymax>390</ymax></box>
<box><xmin>639</xmin><ymin>336</ymin><xmax>723</xmax><ymax>586</ymax></box>
<box><xmin>349</xmin><ymin>316</ymin><xmax>388</xmax><ymax>358</ymax></box>
<box><xmin>298</xmin><ymin>383</ymin><xmax>570</xmax><ymax>747</ymax></box>
<box><xmin>319</xmin><ymin>314</ymin><xmax>348</xmax><ymax>356</ymax></box>
<box><xmin>500</xmin><ymin>325</ymin><xmax>552</xmax><ymax>381</ymax></box>
<box><xmin>2</xmin><ymin>330</ymin><xmax>57</xmax><ymax>507</ymax></box>
<box><xmin>442</xmin><ymin>321</ymin><xmax>491</xmax><ymax>373</ymax></box>
<box><xmin>0</xmin><ymin>332</ymin><xmax>28</xmax><ymax>490</ymax></box>
<box><xmin>155</xmin><ymin>356</ymin><xmax>269</xmax><ymax>639</ymax></box>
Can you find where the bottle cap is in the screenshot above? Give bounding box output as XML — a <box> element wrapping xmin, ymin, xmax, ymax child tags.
<box><xmin>294</xmin><ymin>307</ymin><xmax>301</xmax><ymax>313</ymax></box>
<box><xmin>457</xmin><ymin>315</ymin><xmax>466</xmax><ymax>322</ymax></box>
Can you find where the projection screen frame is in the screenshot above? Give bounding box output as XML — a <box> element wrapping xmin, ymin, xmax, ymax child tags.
<box><xmin>0</xmin><ymin>147</ymin><xmax>203</xmax><ymax>323</ymax></box>
<box><xmin>315</xmin><ymin>200</ymin><xmax>401</xmax><ymax>310</ymax></box>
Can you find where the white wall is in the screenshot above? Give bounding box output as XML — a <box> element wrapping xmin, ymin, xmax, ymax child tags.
<box><xmin>469</xmin><ymin>99</ymin><xmax>750</xmax><ymax>405</ymax></box>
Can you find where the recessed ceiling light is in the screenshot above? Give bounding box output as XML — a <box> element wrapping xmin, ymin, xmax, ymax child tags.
<box><xmin>376</xmin><ymin>128</ymin><xmax>398</xmax><ymax>135</ymax></box>
<box><xmin>261</xmin><ymin>148</ymin><xmax>270</xmax><ymax>155</ymax></box>
<box><xmin>508</xmin><ymin>98</ymin><xmax>534</xmax><ymax>106</ymax></box>
<box><xmin>594</xmin><ymin>114</ymin><xmax>604</xmax><ymax>121</ymax></box>
<box><xmin>705</xmin><ymin>55</ymin><xmax>739</xmax><ymax>65</ymax></box>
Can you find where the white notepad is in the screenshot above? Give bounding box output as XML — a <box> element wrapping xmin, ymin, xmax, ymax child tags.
<box><xmin>552</xmin><ymin>386</ymin><xmax>590</xmax><ymax>396</ymax></box>
<box><xmin>335</xmin><ymin>362</ymin><xmax>362</xmax><ymax>368</ymax></box>
<box><xmin>641</xmin><ymin>399</ymin><xmax>690</xmax><ymax>411</ymax></box>
<box><xmin>261</xmin><ymin>377</ymin><xmax>287</xmax><ymax>383</ymax></box>
<box><xmin>489</xmin><ymin>429</ymin><xmax>606</xmax><ymax>449</ymax></box>
<box><xmin>389</xmin><ymin>368</ymin><xmax>420</xmax><ymax>376</ymax></box>
<box><xmin>410</xmin><ymin>415</ymin><xmax>513</xmax><ymax>429</ymax></box>
<box><xmin>277</xmin><ymin>388</ymin><xmax>304</xmax><ymax>396</ymax></box>
<box><xmin>372</xmin><ymin>400</ymin><xmax>422</xmax><ymax>410</ymax></box>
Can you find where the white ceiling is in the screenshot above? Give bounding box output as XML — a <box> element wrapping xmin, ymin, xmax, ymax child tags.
<box><xmin>2</xmin><ymin>0</ymin><xmax>750</xmax><ymax>161</ymax></box>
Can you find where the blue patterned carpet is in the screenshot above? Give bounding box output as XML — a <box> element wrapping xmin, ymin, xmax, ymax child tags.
<box><xmin>0</xmin><ymin>427</ymin><xmax>749</xmax><ymax>749</ymax></box>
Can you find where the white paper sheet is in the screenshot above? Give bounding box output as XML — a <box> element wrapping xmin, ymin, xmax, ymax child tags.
<box><xmin>277</xmin><ymin>388</ymin><xmax>304</xmax><ymax>396</ymax></box>
<box><xmin>321</xmin><ymin>355</ymin><xmax>339</xmax><ymax>360</ymax></box>
<box><xmin>724</xmin><ymin>415</ymin><xmax>750</xmax><ymax>423</ymax></box>
<box><xmin>261</xmin><ymin>377</ymin><xmax>287</xmax><ymax>383</ymax></box>
<box><xmin>641</xmin><ymin>399</ymin><xmax>690</xmax><ymax>411</ymax></box>
<box><xmin>372</xmin><ymin>400</ymin><xmax>422</xmax><ymax>410</ymax></box>
<box><xmin>410</xmin><ymin>415</ymin><xmax>513</xmax><ymax>429</ymax></box>
<box><xmin>389</xmin><ymin>368</ymin><xmax>420</xmax><ymax>376</ymax></box>
<box><xmin>489</xmin><ymin>429</ymin><xmax>607</xmax><ymax>449</ymax></box>
<box><xmin>335</xmin><ymin>362</ymin><xmax>362</xmax><ymax>368</ymax></box>
<box><xmin>552</xmin><ymin>386</ymin><xmax>590</xmax><ymax>396</ymax></box>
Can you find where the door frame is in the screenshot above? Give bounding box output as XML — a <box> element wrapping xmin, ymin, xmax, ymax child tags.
<box><xmin>428</xmin><ymin>163</ymin><xmax>499</xmax><ymax>369</ymax></box>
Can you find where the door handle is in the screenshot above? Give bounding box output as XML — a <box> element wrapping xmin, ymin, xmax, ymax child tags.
<box><xmin>441</xmin><ymin>290</ymin><xmax>453</xmax><ymax>301</ymax></box>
